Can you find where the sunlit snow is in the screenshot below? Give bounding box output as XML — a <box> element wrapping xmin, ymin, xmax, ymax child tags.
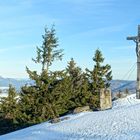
<box><xmin>1</xmin><ymin>94</ymin><xmax>140</xmax><ymax>140</ymax></box>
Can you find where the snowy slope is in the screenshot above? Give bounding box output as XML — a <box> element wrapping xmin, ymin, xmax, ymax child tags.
<box><xmin>1</xmin><ymin>94</ymin><xmax>140</xmax><ymax>140</ymax></box>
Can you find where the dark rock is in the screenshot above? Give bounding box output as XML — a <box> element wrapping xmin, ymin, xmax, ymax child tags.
<box><xmin>50</xmin><ymin>118</ymin><xmax>60</xmax><ymax>123</ymax></box>
<box><xmin>61</xmin><ymin>117</ymin><xmax>70</xmax><ymax>121</ymax></box>
<box><xmin>73</xmin><ymin>106</ymin><xmax>90</xmax><ymax>114</ymax></box>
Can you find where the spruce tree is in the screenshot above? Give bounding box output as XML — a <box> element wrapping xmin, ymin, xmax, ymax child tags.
<box><xmin>86</xmin><ymin>49</ymin><xmax>112</xmax><ymax>108</ymax></box>
<box><xmin>66</xmin><ymin>58</ymin><xmax>84</xmax><ymax>107</ymax></box>
<box><xmin>32</xmin><ymin>25</ymin><xmax>63</xmax><ymax>73</ymax></box>
<box><xmin>20</xmin><ymin>25</ymin><xmax>64</xmax><ymax>124</ymax></box>
<box><xmin>0</xmin><ymin>85</ymin><xmax>19</xmax><ymax>123</ymax></box>
<box><xmin>66</xmin><ymin>58</ymin><xmax>83</xmax><ymax>88</ymax></box>
<box><xmin>58</xmin><ymin>58</ymin><xmax>91</xmax><ymax>110</ymax></box>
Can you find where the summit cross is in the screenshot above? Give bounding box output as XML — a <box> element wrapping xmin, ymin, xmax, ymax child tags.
<box><xmin>127</xmin><ymin>25</ymin><xmax>140</xmax><ymax>99</ymax></box>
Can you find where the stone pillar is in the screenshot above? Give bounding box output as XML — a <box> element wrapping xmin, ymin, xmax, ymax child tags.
<box><xmin>99</xmin><ymin>88</ymin><xmax>112</xmax><ymax>110</ymax></box>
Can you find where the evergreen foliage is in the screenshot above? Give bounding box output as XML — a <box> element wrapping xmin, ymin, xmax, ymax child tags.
<box><xmin>19</xmin><ymin>25</ymin><xmax>63</xmax><ymax>124</ymax></box>
<box><xmin>32</xmin><ymin>25</ymin><xmax>63</xmax><ymax>73</ymax></box>
<box><xmin>86</xmin><ymin>49</ymin><xmax>112</xmax><ymax>108</ymax></box>
<box><xmin>125</xmin><ymin>88</ymin><xmax>129</xmax><ymax>95</ymax></box>
<box><xmin>0</xmin><ymin>85</ymin><xmax>20</xmax><ymax>135</ymax></box>
<box><xmin>0</xmin><ymin>85</ymin><xmax>19</xmax><ymax>123</ymax></box>
<box><xmin>0</xmin><ymin>26</ymin><xmax>113</xmax><ymax>135</ymax></box>
<box><xmin>66</xmin><ymin>58</ymin><xmax>91</xmax><ymax>107</ymax></box>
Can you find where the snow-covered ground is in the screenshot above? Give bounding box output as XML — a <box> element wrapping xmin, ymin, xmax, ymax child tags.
<box><xmin>1</xmin><ymin>94</ymin><xmax>140</xmax><ymax>140</ymax></box>
<box><xmin>0</xmin><ymin>87</ymin><xmax>8</xmax><ymax>98</ymax></box>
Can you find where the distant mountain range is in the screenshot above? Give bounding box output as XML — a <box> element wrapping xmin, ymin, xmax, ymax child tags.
<box><xmin>0</xmin><ymin>76</ymin><xmax>32</xmax><ymax>90</ymax></box>
<box><xmin>0</xmin><ymin>76</ymin><xmax>136</xmax><ymax>93</ymax></box>
<box><xmin>111</xmin><ymin>80</ymin><xmax>136</xmax><ymax>94</ymax></box>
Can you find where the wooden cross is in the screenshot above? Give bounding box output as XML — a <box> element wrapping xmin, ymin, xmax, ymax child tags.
<box><xmin>127</xmin><ymin>25</ymin><xmax>140</xmax><ymax>99</ymax></box>
<box><xmin>127</xmin><ymin>25</ymin><xmax>140</xmax><ymax>42</ymax></box>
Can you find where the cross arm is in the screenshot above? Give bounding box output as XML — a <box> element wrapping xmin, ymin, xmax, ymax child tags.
<box><xmin>127</xmin><ymin>36</ymin><xmax>137</xmax><ymax>40</ymax></box>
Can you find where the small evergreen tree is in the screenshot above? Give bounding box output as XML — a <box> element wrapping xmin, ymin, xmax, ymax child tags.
<box><xmin>125</xmin><ymin>88</ymin><xmax>129</xmax><ymax>95</ymax></box>
<box><xmin>0</xmin><ymin>85</ymin><xmax>19</xmax><ymax>123</ymax></box>
<box><xmin>53</xmin><ymin>58</ymin><xmax>91</xmax><ymax>112</ymax></box>
<box><xmin>66</xmin><ymin>58</ymin><xmax>83</xmax><ymax>92</ymax></box>
<box><xmin>66</xmin><ymin>58</ymin><xmax>88</xmax><ymax>107</ymax></box>
<box><xmin>86</xmin><ymin>49</ymin><xmax>112</xmax><ymax>108</ymax></box>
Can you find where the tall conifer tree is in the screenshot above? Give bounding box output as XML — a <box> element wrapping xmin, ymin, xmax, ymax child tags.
<box><xmin>20</xmin><ymin>25</ymin><xmax>63</xmax><ymax>123</ymax></box>
<box><xmin>86</xmin><ymin>49</ymin><xmax>112</xmax><ymax>108</ymax></box>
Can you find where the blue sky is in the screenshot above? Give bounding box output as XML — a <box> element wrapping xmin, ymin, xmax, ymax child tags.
<box><xmin>0</xmin><ymin>0</ymin><xmax>139</xmax><ymax>79</ymax></box>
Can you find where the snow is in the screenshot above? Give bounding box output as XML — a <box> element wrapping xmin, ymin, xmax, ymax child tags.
<box><xmin>0</xmin><ymin>87</ymin><xmax>8</xmax><ymax>98</ymax></box>
<box><xmin>0</xmin><ymin>87</ymin><xmax>9</xmax><ymax>90</ymax></box>
<box><xmin>1</xmin><ymin>94</ymin><xmax>140</xmax><ymax>140</ymax></box>
<box><xmin>0</xmin><ymin>93</ymin><xmax>8</xmax><ymax>98</ymax></box>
